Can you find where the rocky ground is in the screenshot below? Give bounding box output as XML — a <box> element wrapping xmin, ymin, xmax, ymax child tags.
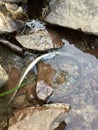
<box><xmin>0</xmin><ymin>0</ymin><xmax>98</xmax><ymax>130</ymax></box>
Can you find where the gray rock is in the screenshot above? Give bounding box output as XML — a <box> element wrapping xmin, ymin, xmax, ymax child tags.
<box><xmin>8</xmin><ymin>103</ymin><xmax>70</xmax><ymax>130</ymax></box>
<box><xmin>16</xmin><ymin>30</ymin><xmax>61</xmax><ymax>51</ymax></box>
<box><xmin>36</xmin><ymin>80</ymin><xmax>54</xmax><ymax>101</ymax></box>
<box><xmin>45</xmin><ymin>0</ymin><xmax>98</xmax><ymax>35</ymax></box>
<box><xmin>0</xmin><ymin>65</ymin><xmax>8</xmax><ymax>88</ymax></box>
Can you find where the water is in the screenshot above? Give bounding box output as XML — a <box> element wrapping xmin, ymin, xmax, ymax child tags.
<box><xmin>46</xmin><ymin>41</ymin><xmax>98</xmax><ymax>130</ymax></box>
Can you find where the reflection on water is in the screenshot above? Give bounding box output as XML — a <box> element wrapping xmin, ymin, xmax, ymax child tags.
<box><xmin>44</xmin><ymin>52</ymin><xmax>83</xmax><ymax>97</ymax></box>
<box><xmin>47</xmin><ymin>40</ymin><xmax>98</xmax><ymax>130</ymax></box>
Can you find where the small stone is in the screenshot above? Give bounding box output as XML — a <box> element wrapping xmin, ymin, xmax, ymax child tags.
<box><xmin>36</xmin><ymin>80</ymin><xmax>54</xmax><ymax>101</ymax></box>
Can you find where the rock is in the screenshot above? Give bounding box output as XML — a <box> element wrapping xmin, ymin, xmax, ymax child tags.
<box><xmin>11</xmin><ymin>94</ymin><xmax>28</xmax><ymax>109</ymax></box>
<box><xmin>0</xmin><ymin>99</ymin><xmax>8</xmax><ymax>130</ymax></box>
<box><xmin>0</xmin><ymin>65</ymin><xmax>8</xmax><ymax>88</ymax></box>
<box><xmin>8</xmin><ymin>103</ymin><xmax>70</xmax><ymax>130</ymax></box>
<box><xmin>16</xmin><ymin>30</ymin><xmax>61</xmax><ymax>51</ymax></box>
<box><xmin>0</xmin><ymin>2</ymin><xmax>27</xmax><ymax>33</ymax></box>
<box><xmin>45</xmin><ymin>0</ymin><xmax>98</xmax><ymax>35</ymax></box>
<box><xmin>54</xmin><ymin>121</ymin><xmax>66</xmax><ymax>130</ymax></box>
<box><xmin>37</xmin><ymin>61</ymin><xmax>56</xmax><ymax>86</ymax></box>
<box><xmin>0</xmin><ymin>11</ymin><xmax>15</xmax><ymax>33</ymax></box>
<box><xmin>36</xmin><ymin>61</ymin><xmax>55</xmax><ymax>101</ymax></box>
<box><xmin>36</xmin><ymin>80</ymin><xmax>54</xmax><ymax>101</ymax></box>
<box><xmin>0</xmin><ymin>2</ymin><xmax>27</xmax><ymax>20</ymax></box>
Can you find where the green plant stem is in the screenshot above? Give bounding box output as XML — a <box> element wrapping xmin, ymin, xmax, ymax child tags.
<box><xmin>0</xmin><ymin>82</ymin><xmax>26</xmax><ymax>97</ymax></box>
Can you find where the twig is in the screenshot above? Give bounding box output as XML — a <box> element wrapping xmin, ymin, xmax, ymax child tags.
<box><xmin>0</xmin><ymin>39</ymin><xmax>24</xmax><ymax>55</ymax></box>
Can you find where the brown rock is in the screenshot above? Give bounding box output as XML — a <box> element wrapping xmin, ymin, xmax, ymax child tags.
<box><xmin>8</xmin><ymin>103</ymin><xmax>71</xmax><ymax>130</ymax></box>
<box><xmin>36</xmin><ymin>61</ymin><xmax>55</xmax><ymax>101</ymax></box>
<box><xmin>16</xmin><ymin>30</ymin><xmax>62</xmax><ymax>51</ymax></box>
<box><xmin>37</xmin><ymin>61</ymin><xmax>56</xmax><ymax>87</ymax></box>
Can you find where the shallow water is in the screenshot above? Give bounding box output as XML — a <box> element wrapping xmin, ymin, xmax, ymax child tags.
<box><xmin>46</xmin><ymin>41</ymin><xmax>98</xmax><ymax>130</ymax></box>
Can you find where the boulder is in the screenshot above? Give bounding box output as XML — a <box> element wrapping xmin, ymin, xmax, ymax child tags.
<box><xmin>0</xmin><ymin>65</ymin><xmax>8</xmax><ymax>88</ymax></box>
<box><xmin>45</xmin><ymin>0</ymin><xmax>98</xmax><ymax>35</ymax></box>
<box><xmin>8</xmin><ymin>103</ymin><xmax>70</xmax><ymax>130</ymax></box>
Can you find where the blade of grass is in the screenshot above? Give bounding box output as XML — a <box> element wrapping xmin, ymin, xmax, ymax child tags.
<box><xmin>0</xmin><ymin>82</ymin><xmax>26</xmax><ymax>97</ymax></box>
<box><xmin>0</xmin><ymin>77</ymin><xmax>35</xmax><ymax>98</ymax></box>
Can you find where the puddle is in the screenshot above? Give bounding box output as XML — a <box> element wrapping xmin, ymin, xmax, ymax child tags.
<box><xmin>44</xmin><ymin>41</ymin><xmax>98</xmax><ymax>130</ymax></box>
<box><xmin>42</xmin><ymin>51</ymin><xmax>83</xmax><ymax>97</ymax></box>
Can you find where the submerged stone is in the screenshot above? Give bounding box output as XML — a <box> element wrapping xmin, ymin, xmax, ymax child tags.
<box><xmin>36</xmin><ymin>80</ymin><xmax>54</xmax><ymax>101</ymax></box>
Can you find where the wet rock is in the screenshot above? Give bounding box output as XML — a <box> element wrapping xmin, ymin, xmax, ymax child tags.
<box><xmin>45</xmin><ymin>0</ymin><xmax>98</xmax><ymax>35</ymax></box>
<box><xmin>91</xmin><ymin>116</ymin><xmax>98</xmax><ymax>130</ymax></box>
<box><xmin>36</xmin><ymin>61</ymin><xmax>55</xmax><ymax>101</ymax></box>
<box><xmin>0</xmin><ymin>65</ymin><xmax>8</xmax><ymax>88</ymax></box>
<box><xmin>16</xmin><ymin>29</ymin><xmax>62</xmax><ymax>51</ymax></box>
<box><xmin>8</xmin><ymin>103</ymin><xmax>70</xmax><ymax>130</ymax></box>
<box><xmin>36</xmin><ymin>80</ymin><xmax>54</xmax><ymax>101</ymax></box>
<box><xmin>37</xmin><ymin>61</ymin><xmax>56</xmax><ymax>87</ymax></box>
